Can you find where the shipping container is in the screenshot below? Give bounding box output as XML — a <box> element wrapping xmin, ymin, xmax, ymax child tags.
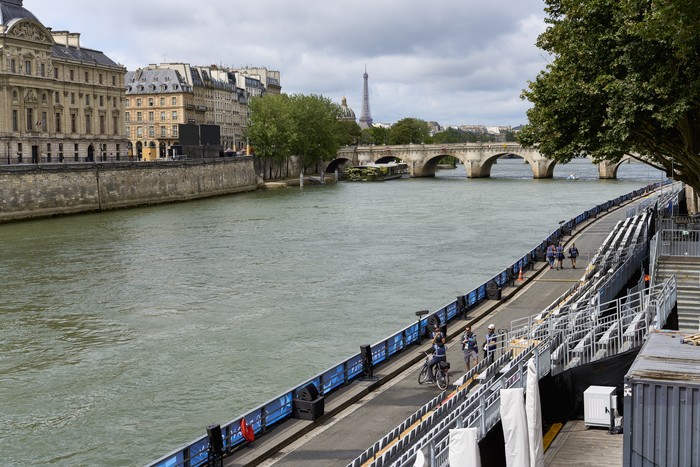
<box><xmin>623</xmin><ymin>331</ymin><xmax>700</xmax><ymax>467</ymax></box>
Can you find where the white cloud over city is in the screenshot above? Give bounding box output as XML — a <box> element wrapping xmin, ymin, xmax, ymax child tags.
<box><xmin>31</xmin><ymin>0</ymin><xmax>548</xmax><ymax>127</ymax></box>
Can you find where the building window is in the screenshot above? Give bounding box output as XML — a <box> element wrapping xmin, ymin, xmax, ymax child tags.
<box><xmin>85</xmin><ymin>94</ymin><xmax>90</xmax><ymax>106</ymax></box>
<box><xmin>136</xmin><ymin>98</ymin><xmax>141</xmax><ymax>107</ymax></box>
<box><xmin>125</xmin><ymin>111</ymin><xmax>130</xmax><ymax>123</ymax></box>
<box><xmin>71</xmin><ymin>114</ymin><xmax>77</xmax><ymax>133</ymax></box>
<box><xmin>148</xmin><ymin>111</ymin><xmax>154</xmax><ymax>122</ymax></box>
<box><xmin>100</xmin><ymin>115</ymin><xmax>106</xmax><ymax>134</ymax></box>
<box><xmin>172</xmin><ymin>97</ymin><xmax>177</xmax><ymax>106</ymax></box>
<box><xmin>160</xmin><ymin>126</ymin><xmax>167</xmax><ymax>137</ymax></box>
<box><xmin>10</xmin><ymin>58</ymin><xmax>16</xmax><ymax>73</ymax></box>
<box><xmin>149</xmin><ymin>126</ymin><xmax>155</xmax><ymax>137</ymax></box>
<box><xmin>54</xmin><ymin>67</ymin><xmax>59</xmax><ymax>78</ymax></box>
<box><xmin>99</xmin><ymin>95</ymin><xmax>104</xmax><ymax>107</ymax></box>
<box><xmin>85</xmin><ymin>115</ymin><xmax>92</xmax><ymax>134</ymax></box>
<box><xmin>136</xmin><ymin>111</ymin><xmax>142</xmax><ymax>122</ymax></box>
<box><xmin>85</xmin><ymin>71</ymin><xmax>89</xmax><ymax>82</ymax></box>
<box><xmin>41</xmin><ymin>112</ymin><xmax>47</xmax><ymax>130</ymax></box>
<box><xmin>148</xmin><ymin>98</ymin><xmax>154</xmax><ymax>107</ymax></box>
<box><xmin>172</xmin><ymin>125</ymin><xmax>178</xmax><ymax>137</ymax></box>
<box><xmin>71</xmin><ymin>93</ymin><xmax>76</xmax><ymax>105</ymax></box>
<box><xmin>125</xmin><ymin>98</ymin><xmax>130</xmax><ymax>108</ymax></box>
<box><xmin>59</xmin><ymin>143</ymin><xmax>63</xmax><ymax>161</ymax></box>
<box><xmin>69</xmin><ymin>69</ymin><xmax>74</xmax><ymax>81</ymax></box>
<box><xmin>136</xmin><ymin>126</ymin><xmax>143</xmax><ymax>137</ymax></box>
<box><xmin>26</xmin><ymin>108</ymin><xmax>34</xmax><ymax>131</ymax></box>
<box><xmin>12</xmin><ymin>110</ymin><xmax>18</xmax><ymax>131</ymax></box>
<box><xmin>56</xmin><ymin>113</ymin><xmax>62</xmax><ymax>133</ymax></box>
<box><xmin>47</xmin><ymin>143</ymin><xmax>51</xmax><ymax>162</ymax></box>
<box><xmin>126</xmin><ymin>125</ymin><xmax>130</xmax><ymax>137</ymax></box>
<box><xmin>74</xmin><ymin>143</ymin><xmax>79</xmax><ymax>162</ymax></box>
<box><xmin>113</xmin><ymin>116</ymin><xmax>118</xmax><ymax>135</ymax></box>
<box><xmin>25</xmin><ymin>60</ymin><xmax>31</xmax><ymax>75</ymax></box>
<box><xmin>160</xmin><ymin>111</ymin><xmax>166</xmax><ymax>121</ymax></box>
<box><xmin>160</xmin><ymin>97</ymin><xmax>165</xmax><ymax>106</ymax></box>
<box><xmin>172</xmin><ymin>111</ymin><xmax>178</xmax><ymax>120</ymax></box>
<box><xmin>99</xmin><ymin>73</ymin><xmax>103</xmax><ymax>84</ymax></box>
<box><xmin>55</xmin><ymin>92</ymin><xmax>60</xmax><ymax>104</ymax></box>
<box><xmin>112</xmin><ymin>75</ymin><xmax>116</xmax><ymax>86</ymax></box>
<box><xmin>40</xmin><ymin>63</ymin><xmax>45</xmax><ymax>77</ymax></box>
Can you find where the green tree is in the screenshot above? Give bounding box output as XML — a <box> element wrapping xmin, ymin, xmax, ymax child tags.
<box><xmin>520</xmin><ymin>0</ymin><xmax>700</xmax><ymax>193</ymax></box>
<box><xmin>246</xmin><ymin>94</ymin><xmax>294</xmax><ymax>175</ymax></box>
<box><xmin>388</xmin><ymin>118</ymin><xmax>430</xmax><ymax>145</ymax></box>
<box><xmin>288</xmin><ymin>93</ymin><xmax>344</xmax><ymax>170</ymax></box>
<box><xmin>360</xmin><ymin>126</ymin><xmax>390</xmax><ymax>145</ymax></box>
<box><xmin>433</xmin><ymin>127</ymin><xmax>471</xmax><ymax>144</ymax></box>
<box><xmin>338</xmin><ymin>120</ymin><xmax>362</xmax><ymax>146</ymax></box>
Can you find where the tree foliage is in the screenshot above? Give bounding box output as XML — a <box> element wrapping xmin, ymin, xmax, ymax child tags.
<box><xmin>433</xmin><ymin>127</ymin><xmax>473</xmax><ymax>144</ymax></box>
<box><xmin>246</xmin><ymin>93</ymin><xmax>345</xmax><ymax>171</ymax></box>
<box><xmin>388</xmin><ymin>118</ymin><xmax>431</xmax><ymax>145</ymax></box>
<box><xmin>519</xmin><ymin>0</ymin><xmax>700</xmax><ymax>192</ymax></box>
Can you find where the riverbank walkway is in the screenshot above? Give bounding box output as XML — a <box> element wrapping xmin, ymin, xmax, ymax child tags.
<box><xmin>225</xmin><ymin>196</ymin><xmax>647</xmax><ymax>466</ymax></box>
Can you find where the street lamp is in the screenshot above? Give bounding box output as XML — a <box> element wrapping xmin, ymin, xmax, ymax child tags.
<box><xmin>415</xmin><ymin>310</ymin><xmax>429</xmax><ymax>345</ymax></box>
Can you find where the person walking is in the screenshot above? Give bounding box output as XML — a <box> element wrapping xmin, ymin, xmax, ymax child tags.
<box><xmin>483</xmin><ymin>324</ymin><xmax>497</xmax><ymax>359</ymax></box>
<box><xmin>568</xmin><ymin>243</ymin><xmax>579</xmax><ymax>269</ymax></box>
<box><xmin>461</xmin><ymin>325</ymin><xmax>478</xmax><ymax>371</ymax></box>
<box><xmin>556</xmin><ymin>243</ymin><xmax>565</xmax><ymax>270</ymax></box>
<box><xmin>546</xmin><ymin>243</ymin><xmax>555</xmax><ymax>269</ymax></box>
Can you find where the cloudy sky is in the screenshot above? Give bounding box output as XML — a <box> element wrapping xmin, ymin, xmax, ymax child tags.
<box><xmin>30</xmin><ymin>0</ymin><xmax>549</xmax><ymax>127</ymax></box>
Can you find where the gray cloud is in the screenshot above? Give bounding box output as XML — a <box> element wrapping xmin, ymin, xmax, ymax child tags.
<box><xmin>32</xmin><ymin>0</ymin><xmax>547</xmax><ymax>126</ymax></box>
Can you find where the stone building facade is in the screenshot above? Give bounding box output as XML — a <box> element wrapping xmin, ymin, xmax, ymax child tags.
<box><xmin>125</xmin><ymin>63</ymin><xmax>255</xmax><ymax>157</ymax></box>
<box><xmin>0</xmin><ymin>0</ymin><xmax>127</xmax><ymax>164</ymax></box>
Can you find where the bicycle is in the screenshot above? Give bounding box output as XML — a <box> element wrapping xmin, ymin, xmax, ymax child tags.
<box><xmin>417</xmin><ymin>350</ymin><xmax>450</xmax><ymax>390</ymax></box>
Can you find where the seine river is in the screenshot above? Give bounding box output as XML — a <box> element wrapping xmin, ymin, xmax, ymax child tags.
<box><xmin>0</xmin><ymin>158</ymin><xmax>663</xmax><ymax>466</ymax></box>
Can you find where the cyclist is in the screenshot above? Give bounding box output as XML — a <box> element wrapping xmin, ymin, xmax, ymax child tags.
<box><xmin>427</xmin><ymin>339</ymin><xmax>447</xmax><ymax>383</ymax></box>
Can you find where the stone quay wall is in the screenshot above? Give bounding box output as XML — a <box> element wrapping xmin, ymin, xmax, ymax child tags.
<box><xmin>0</xmin><ymin>157</ymin><xmax>258</xmax><ymax>223</ymax></box>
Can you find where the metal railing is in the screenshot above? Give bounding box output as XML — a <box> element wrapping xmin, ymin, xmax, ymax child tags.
<box><xmin>147</xmin><ymin>181</ymin><xmax>669</xmax><ymax>467</ymax></box>
<box><xmin>347</xmin><ymin>184</ymin><xmax>676</xmax><ymax>467</ymax></box>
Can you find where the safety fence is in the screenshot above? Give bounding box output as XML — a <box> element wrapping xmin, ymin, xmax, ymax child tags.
<box><xmin>146</xmin><ymin>181</ymin><xmax>669</xmax><ymax>467</ymax></box>
<box><xmin>346</xmin><ymin>187</ymin><xmax>676</xmax><ymax>467</ymax></box>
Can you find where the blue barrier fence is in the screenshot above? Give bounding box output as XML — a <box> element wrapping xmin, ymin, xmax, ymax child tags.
<box><xmin>147</xmin><ymin>181</ymin><xmax>667</xmax><ymax>467</ymax></box>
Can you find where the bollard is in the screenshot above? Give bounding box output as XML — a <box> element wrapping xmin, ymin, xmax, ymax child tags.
<box><xmin>300</xmin><ymin>173</ymin><xmax>304</xmax><ymax>187</ymax></box>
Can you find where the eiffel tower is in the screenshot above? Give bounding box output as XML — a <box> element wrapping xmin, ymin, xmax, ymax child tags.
<box><xmin>358</xmin><ymin>67</ymin><xmax>373</xmax><ymax>129</ymax></box>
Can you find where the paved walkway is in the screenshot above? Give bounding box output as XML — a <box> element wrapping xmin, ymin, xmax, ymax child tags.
<box><xmin>544</xmin><ymin>420</ymin><xmax>623</xmax><ymax>466</ymax></box>
<box><xmin>224</xmin><ymin>195</ymin><xmax>650</xmax><ymax>467</ymax></box>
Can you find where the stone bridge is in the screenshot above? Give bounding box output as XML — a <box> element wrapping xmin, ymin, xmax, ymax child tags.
<box><xmin>330</xmin><ymin>143</ymin><xmax>630</xmax><ymax>179</ymax></box>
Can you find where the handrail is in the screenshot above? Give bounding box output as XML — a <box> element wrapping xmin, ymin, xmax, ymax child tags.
<box><xmin>348</xmin><ymin>183</ymin><xmax>675</xmax><ymax>467</ymax></box>
<box><xmin>147</xmin><ymin>180</ymin><xmax>670</xmax><ymax>467</ymax></box>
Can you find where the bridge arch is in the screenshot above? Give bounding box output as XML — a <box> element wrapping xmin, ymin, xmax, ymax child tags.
<box><xmin>325</xmin><ymin>157</ymin><xmax>353</xmax><ymax>173</ymax></box>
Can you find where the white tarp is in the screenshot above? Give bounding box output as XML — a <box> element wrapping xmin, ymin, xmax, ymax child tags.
<box><xmin>412</xmin><ymin>449</ymin><xmax>425</xmax><ymax>467</ymax></box>
<box><xmin>526</xmin><ymin>358</ymin><xmax>545</xmax><ymax>467</ymax></box>
<box><xmin>448</xmin><ymin>427</ymin><xmax>481</xmax><ymax>466</ymax></box>
<box><xmin>500</xmin><ymin>388</ymin><xmax>530</xmax><ymax>467</ymax></box>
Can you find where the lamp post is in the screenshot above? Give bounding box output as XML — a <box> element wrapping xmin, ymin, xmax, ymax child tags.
<box><xmin>415</xmin><ymin>310</ymin><xmax>429</xmax><ymax>345</ymax></box>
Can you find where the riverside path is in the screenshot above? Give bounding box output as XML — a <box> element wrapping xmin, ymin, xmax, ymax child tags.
<box><xmin>224</xmin><ymin>194</ymin><xmax>652</xmax><ymax>467</ymax></box>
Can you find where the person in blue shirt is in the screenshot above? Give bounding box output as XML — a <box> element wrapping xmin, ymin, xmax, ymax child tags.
<box><xmin>461</xmin><ymin>325</ymin><xmax>478</xmax><ymax>370</ymax></box>
<box><xmin>484</xmin><ymin>324</ymin><xmax>497</xmax><ymax>358</ymax></box>
<box><xmin>428</xmin><ymin>340</ymin><xmax>447</xmax><ymax>382</ymax></box>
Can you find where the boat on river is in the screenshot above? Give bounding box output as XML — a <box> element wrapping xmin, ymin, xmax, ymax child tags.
<box><xmin>344</xmin><ymin>162</ymin><xmax>409</xmax><ymax>181</ymax></box>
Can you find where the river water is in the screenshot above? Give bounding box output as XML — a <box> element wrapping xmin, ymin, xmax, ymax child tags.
<box><xmin>0</xmin><ymin>159</ymin><xmax>663</xmax><ymax>466</ymax></box>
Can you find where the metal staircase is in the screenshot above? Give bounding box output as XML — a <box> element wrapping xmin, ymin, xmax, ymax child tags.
<box><xmin>656</xmin><ymin>256</ymin><xmax>700</xmax><ymax>332</ymax></box>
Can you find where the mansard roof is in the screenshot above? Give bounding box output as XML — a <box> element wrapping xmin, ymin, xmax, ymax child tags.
<box><xmin>125</xmin><ymin>68</ymin><xmax>193</xmax><ymax>94</ymax></box>
<box><xmin>0</xmin><ymin>0</ymin><xmax>38</xmax><ymax>26</ymax></box>
<box><xmin>51</xmin><ymin>44</ymin><xmax>120</xmax><ymax>68</ymax></box>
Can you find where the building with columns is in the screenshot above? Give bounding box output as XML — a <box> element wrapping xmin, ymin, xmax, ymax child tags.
<box><xmin>0</xmin><ymin>0</ymin><xmax>127</xmax><ymax>163</ymax></box>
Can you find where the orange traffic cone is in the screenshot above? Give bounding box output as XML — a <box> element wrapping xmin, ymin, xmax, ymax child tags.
<box><xmin>518</xmin><ymin>268</ymin><xmax>524</xmax><ymax>281</ymax></box>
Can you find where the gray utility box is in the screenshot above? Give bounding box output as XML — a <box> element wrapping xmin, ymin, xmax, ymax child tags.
<box><xmin>584</xmin><ymin>385</ymin><xmax>616</xmax><ymax>428</ymax></box>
